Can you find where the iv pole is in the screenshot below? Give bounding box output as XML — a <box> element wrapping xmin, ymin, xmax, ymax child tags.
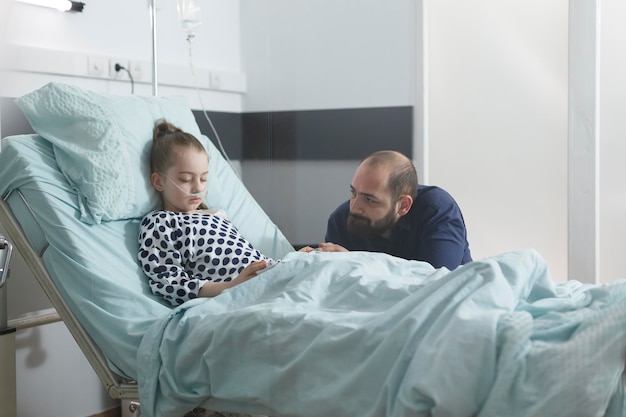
<box><xmin>150</xmin><ymin>0</ymin><xmax>158</xmax><ymax>96</ymax></box>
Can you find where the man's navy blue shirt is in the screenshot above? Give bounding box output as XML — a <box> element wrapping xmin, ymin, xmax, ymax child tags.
<box><xmin>325</xmin><ymin>185</ymin><xmax>472</xmax><ymax>270</ymax></box>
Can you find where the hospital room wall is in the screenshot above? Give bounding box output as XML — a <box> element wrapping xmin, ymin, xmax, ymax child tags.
<box><xmin>599</xmin><ymin>0</ymin><xmax>626</xmax><ymax>284</ymax></box>
<box><xmin>0</xmin><ymin>0</ymin><xmax>244</xmax><ymax>110</ymax></box>
<box><xmin>238</xmin><ymin>0</ymin><xmax>624</xmax><ymax>284</ymax></box>
<box><xmin>238</xmin><ymin>0</ymin><xmax>417</xmax><ymax>249</ymax></box>
<box><xmin>0</xmin><ymin>2</ymin><xmax>245</xmax><ymax>417</ymax></box>
<box><xmin>425</xmin><ymin>0</ymin><xmax>626</xmax><ymax>285</ymax></box>
<box><xmin>427</xmin><ymin>1</ymin><xmax>570</xmax><ymax>279</ymax></box>
<box><xmin>424</xmin><ymin>0</ymin><xmax>625</xmax><ymax>284</ymax></box>
<box><xmin>238</xmin><ymin>1</ymin><xmax>573</xmax><ymax>279</ymax></box>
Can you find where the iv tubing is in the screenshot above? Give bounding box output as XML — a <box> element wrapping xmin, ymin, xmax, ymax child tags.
<box><xmin>150</xmin><ymin>0</ymin><xmax>158</xmax><ymax>96</ymax></box>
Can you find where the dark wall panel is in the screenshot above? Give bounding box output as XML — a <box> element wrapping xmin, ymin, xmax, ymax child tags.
<box><xmin>3</xmin><ymin>98</ymin><xmax>412</xmax><ymax>162</ymax></box>
<box><xmin>242</xmin><ymin>106</ymin><xmax>413</xmax><ymax>160</ymax></box>
<box><xmin>193</xmin><ymin>110</ymin><xmax>243</xmax><ymax>160</ymax></box>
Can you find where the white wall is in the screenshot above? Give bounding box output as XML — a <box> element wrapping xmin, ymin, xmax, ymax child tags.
<box><xmin>427</xmin><ymin>0</ymin><xmax>569</xmax><ymax>281</ymax></box>
<box><xmin>239</xmin><ymin>0</ymin><xmax>572</xmax><ymax>281</ymax></box>
<box><xmin>240</xmin><ymin>0</ymin><xmax>416</xmax><ymax>112</ymax></box>
<box><xmin>599</xmin><ymin>0</ymin><xmax>626</xmax><ymax>283</ymax></box>
<box><xmin>425</xmin><ymin>0</ymin><xmax>626</xmax><ymax>285</ymax></box>
<box><xmin>1</xmin><ymin>2</ymin><xmax>243</xmax><ymax>416</ymax></box>
<box><xmin>2</xmin><ymin>0</ymin><xmax>244</xmax><ymax>110</ymax></box>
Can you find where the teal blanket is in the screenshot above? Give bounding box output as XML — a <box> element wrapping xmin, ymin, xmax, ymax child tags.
<box><xmin>5</xmin><ymin>127</ymin><xmax>622</xmax><ymax>417</ymax></box>
<box><xmin>137</xmin><ymin>249</ymin><xmax>626</xmax><ymax>417</ymax></box>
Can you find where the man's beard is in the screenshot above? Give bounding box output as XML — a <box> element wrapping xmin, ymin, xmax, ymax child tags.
<box><xmin>347</xmin><ymin>209</ymin><xmax>397</xmax><ymax>238</ymax></box>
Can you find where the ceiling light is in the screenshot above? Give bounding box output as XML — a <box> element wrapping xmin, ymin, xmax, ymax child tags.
<box><xmin>16</xmin><ymin>0</ymin><xmax>85</xmax><ymax>13</ymax></box>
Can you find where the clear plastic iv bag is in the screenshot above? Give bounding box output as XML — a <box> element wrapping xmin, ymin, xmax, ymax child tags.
<box><xmin>177</xmin><ymin>0</ymin><xmax>201</xmax><ymax>42</ymax></box>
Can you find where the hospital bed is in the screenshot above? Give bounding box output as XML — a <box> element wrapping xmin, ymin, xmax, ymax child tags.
<box><xmin>1</xmin><ymin>82</ymin><xmax>626</xmax><ymax>417</ymax></box>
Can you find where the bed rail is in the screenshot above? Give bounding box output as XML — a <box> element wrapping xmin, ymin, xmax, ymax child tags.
<box><xmin>0</xmin><ymin>233</ymin><xmax>12</xmax><ymax>330</ymax></box>
<box><xmin>8</xmin><ymin>309</ymin><xmax>61</xmax><ymax>330</ymax></box>
<box><xmin>0</xmin><ymin>195</ymin><xmax>139</xmax><ymax>401</ymax></box>
<box><xmin>0</xmin><ymin>234</ymin><xmax>11</xmax><ymax>290</ymax></box>
<box><xmin>0</xmin><ymin>233</ymin><xmax>17</xmax><ymax>417</ymax></box>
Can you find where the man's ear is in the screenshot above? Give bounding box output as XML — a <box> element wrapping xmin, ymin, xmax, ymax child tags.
<box><xmin>151</xmin><ymin>172</ymin><xmax>165</xmax><ymax>192</ymax></box>
<box><xmin>397</xmin><ymin>194</ymin><xmax>413</xmax><ymax>217</ymax></box>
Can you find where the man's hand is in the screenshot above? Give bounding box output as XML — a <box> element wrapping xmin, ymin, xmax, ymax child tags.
<box><xmin>317</xmin><ymin>242</ymin><xmax>348</xmax><ymax>252</ymax></box>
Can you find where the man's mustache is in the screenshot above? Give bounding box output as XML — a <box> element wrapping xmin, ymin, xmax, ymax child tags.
<box><xmin>348</xmin><ymin>213</ymin><xmax>370</xmax><ymax>222</ymax></box>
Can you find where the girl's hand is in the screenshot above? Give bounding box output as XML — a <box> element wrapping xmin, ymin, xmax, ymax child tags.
<box><xmin>236</xmin><ymin>260</ymin><xmax>269</xmax><ymax>282</ymax></box>
<box><xmin>199</xmin><ymin>260</ymin><xmax>268</xmax><ymax>297</ymax></box>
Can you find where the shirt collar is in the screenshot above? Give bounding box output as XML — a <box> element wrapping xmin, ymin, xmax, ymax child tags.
<box><xmin>396</xmin><ymin>213</ymin><xmax>411</xmax><ymax>231</ymax></box>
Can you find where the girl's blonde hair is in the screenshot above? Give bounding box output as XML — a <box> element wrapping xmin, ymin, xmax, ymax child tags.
<box><xmin>151</xmin><ymin>120</ymin><xmax>209</xmax><ymax>210</ymax></box>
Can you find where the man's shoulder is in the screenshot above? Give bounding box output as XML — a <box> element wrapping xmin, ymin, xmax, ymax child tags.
<box><xmin>329</xmin><ymin>200</ymin><xmax>351</xmax><ymax>217</ymax></box>
<box><xmin>415</xmin><ymin>185</ymin><xmax>455</xmax><ymax>203</ymax></box>
<box><xmin>403</xmin><ymin>185</ymin><xmax>466</xmax><ymax>228</ymax></box>
<box><xmin>410</xmin><ymin>185</ymin><xmax>463</xmax><ymax>217</ymax></box>
<box><xmin>326</xmin><ymin>200</ymin><xmax>351</xmax><ymax>241</ymax></box>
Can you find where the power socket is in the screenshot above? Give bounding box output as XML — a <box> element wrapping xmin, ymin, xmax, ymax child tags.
<box><xmin>109</xmin><ymin>58</ymin><xmax>130</xmax><ymax>80</ymax></box>
<box><xmin>87</xmin><ymin>56</ymin><xmax>107</xmax><ymax>77</ymax></box>
<box><xmin>129</xmin><ymin>61</ymin><xmax>150</xmax><ymax>82</ymax></box>
<box><xmin>209</xmin><ymin>72</ymin><xmax>221</xmax><ymax>89</ymax></box>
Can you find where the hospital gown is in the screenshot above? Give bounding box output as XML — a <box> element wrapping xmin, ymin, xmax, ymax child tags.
<box><xmin>138</xmin><ymin>210</ymin><xmax>271</xmax><ymax>306</ymax></box>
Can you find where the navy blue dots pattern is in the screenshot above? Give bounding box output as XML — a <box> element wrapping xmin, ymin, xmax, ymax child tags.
<box><xmin>138</xmin><ymin>211</ymin><xmax>270</xmax><ymax>306</ymax></box>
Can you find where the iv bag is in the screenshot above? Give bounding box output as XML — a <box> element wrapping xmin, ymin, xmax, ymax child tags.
<box><xmin>177</xmin><ymin>0</ymin><xmax>201</xmax><ymax>42</ymax></box>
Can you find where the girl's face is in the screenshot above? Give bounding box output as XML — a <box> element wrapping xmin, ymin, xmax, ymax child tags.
<box><xmin>151</xmin><ymin>147</ymin><xmax>208</xmax><ymax>213</ymax></box>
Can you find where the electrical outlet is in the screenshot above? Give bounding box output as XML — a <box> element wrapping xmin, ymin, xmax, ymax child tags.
<box><xmin>129</xmin><ymin>60</ymin><xmax>150</xmax><ymax>82</ymax></box>
<box><xmin>209</xmin><ymin>72</ymin><xmax>221</xmax><ymax>89</ymax></box>
<box><xmin>109</xmin><ymin>58</ymin><xmax>130</xmax><ymax>80</ymax></box>
<box><xmin>87</xmin><ymin>56</ymin><xmax>107</xmax><ymax>77</ymax></box>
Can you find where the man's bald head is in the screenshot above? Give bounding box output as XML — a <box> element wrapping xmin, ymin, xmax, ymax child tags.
<box><xmin>360</xmin><ymin>151</ymin><xmax>418</xmax><ymax>200</ymax></box>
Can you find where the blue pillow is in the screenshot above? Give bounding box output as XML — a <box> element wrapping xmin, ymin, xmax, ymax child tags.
<box><xmin>16</xmin><ymin>82</ymin><xmax>204</xmax><ymax>223</ymax></box>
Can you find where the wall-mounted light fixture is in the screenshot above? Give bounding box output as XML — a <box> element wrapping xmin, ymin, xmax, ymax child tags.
<box><xmin>16</xmin><ymin>0</ymin><xmax>85</xmax><ymax>13</ymax></box>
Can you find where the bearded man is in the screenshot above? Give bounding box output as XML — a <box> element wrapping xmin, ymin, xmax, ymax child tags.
<box><xmin>321</xmin><ymin>150</ymin><xmax>472</xmax><ymax>270</ymax></box>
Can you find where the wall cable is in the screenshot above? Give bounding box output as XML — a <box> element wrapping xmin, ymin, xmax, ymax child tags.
<box><xmin>114</xmin><ymin>63</ymin><xmax>135</xmax><ymax>94</ymax></box>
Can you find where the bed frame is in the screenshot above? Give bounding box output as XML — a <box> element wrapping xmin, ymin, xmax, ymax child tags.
<box><xmin>0</xmin><ymin>228</ymin><xmax>16</xmax><ymax>417</ymax></box>
<box><xmin>0</xmin><ymin>192</ymin><xmax>141</xmax><ymax>416</ymax></box>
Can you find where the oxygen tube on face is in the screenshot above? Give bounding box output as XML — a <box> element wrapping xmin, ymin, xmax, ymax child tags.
<box><xmin>166</xmin><ymin>176</ymin><xmax>206</xmax><ymax>198</ymax></box>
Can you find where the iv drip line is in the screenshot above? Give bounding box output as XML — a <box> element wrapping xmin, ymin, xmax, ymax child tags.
<box><xmin>177</xmin><ymin>0</ymin><xmax>235</xmax><ymax>172</ymax></box>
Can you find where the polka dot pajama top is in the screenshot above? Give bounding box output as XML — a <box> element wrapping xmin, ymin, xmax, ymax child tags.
<box><xmin>138</xmin><ymin>210</ymin><xmax>271</xmax><ymax>306</ymax></box>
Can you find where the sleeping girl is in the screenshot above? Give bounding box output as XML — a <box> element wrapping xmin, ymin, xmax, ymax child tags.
<box><xmin>138</xmin><ymin>120</ymin><xmax>295</xmax><ymax>306</ymax></box>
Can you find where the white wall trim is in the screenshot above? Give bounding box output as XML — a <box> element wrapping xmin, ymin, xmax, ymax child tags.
<box><xmin>3</xmin><ymin>44</ymin><xmax>247</xmax><ymax>93</ymax></box>
<box><xmin>568</xmin><ymin>0</ymin><xmax>600</xmax><ymax>284</ymax></box>
<box><xmin>413</xmin><ymin>0</ymin><xmax>428</xmax><ymax>184</ymax></box>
